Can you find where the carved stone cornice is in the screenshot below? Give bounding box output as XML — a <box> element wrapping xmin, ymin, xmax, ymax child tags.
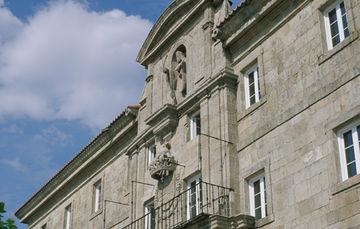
<box><xmin>177</xmin><ymin>67</ymin><xmax>237</xmax><ymax>115</ymax></box>
<box><xmin>137</xmin><ymin>0</ymin><xmax>208</xmax><ymax>66</ymax></box>
<box><xmin>145</xmin><ymin>104</ymin><xmax>178</xmax><ymax>140</ymax></box>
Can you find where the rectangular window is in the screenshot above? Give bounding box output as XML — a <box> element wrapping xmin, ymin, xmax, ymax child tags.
<box><xmin>187</xmin><ymin>174</ymin><xmax>202</xmax><ymax>220</ymax></box>
<box><xmin>324</xmin><ymin>1</ymin><xmax>350</xmax><ymax>50</ymax></box>
<box><xmin>244</xmin><ymin>64</ymin><xmax>261</xmax><ymax>109</ymax></box>
<box><xmin>93</xmin><ymin>180</ymin><xmax>102</xmax><ymax>212</ymax></box>
<box><xmin>64</xmin><ymin>204</ymin><xmax>72</xmax><ymax>229</ymax></box>
<box><xmin>249</xmin><ymin>174</ymin><xmax>267</xmax><ymax>220</ymax></box>
<box><xmin>148</xmin><ymin>145</ymin><xmax>157</xmax><ymax>165</ymax></box>
<box><xmin>144</xmin><ymin>201</ymin><xmax>156</xmax><ymax>229</ymax></box>
<box><xmin>338</xmin><ymin>124</ymin><xmax>360</xmax><ymax>180</ymax></box>
<box><xmin>190</xmin><ymin>111</ymin><xmax>201</xmax><ymax>140</ymax></box>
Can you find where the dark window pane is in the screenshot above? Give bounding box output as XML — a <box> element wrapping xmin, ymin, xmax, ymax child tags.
<box><xmin>255</xmin><ymin>208</ymin><xmax>262</xmax><ymax>219</ymax></box>
<box><xmin>329</xmin><ymin>9</ymin><xmax>337</xmax><ymax>23</ymax></box>
<box><xmin>332</xmin><ymin>35</ymin><xmax>340</xmax><ymax>47</ymax></box>
<box><xmin>255</xmin><ymin>194</ymin><xmax>261</xmax><ymax>208</ymax></box>
<box><xmin>254</xmin><ymin>180</ymin><xmax>260</xmax><ymax>194</ymax></box>
<box><xmin>249</xmin><ymin>83</ymin><xmax>255</xmax><ymax>96</ymax></box>
<box><xmin>345</xmin><ymin>147</ymin><xmax>356</xmax><ymax>163</ymax></box>
<box><xmin>357</xmin><ymin>126</ymin><xmax>360</xmax><ymax>141</ymax></box>
<box><xmin>330</xmin><ymin>22</ymin><xmax>339</xmax><ymax>36</ymax></box>
<box><xmin>250</xmin><ymin>95</ymin><xmax>256</xmax><ymax>105</ymax></box>
<box><xmin>344</xmin><ymin>28</ymin><xmax>350</xmax><ymax>38</ymax></box>
<box><xmin>347</xmin><ymin>162</ymin><xmax>357</xmax><ymax>178</ymax></box>
<box><xmin>342</xmin><ymin>15</ymin><xmax>348</xmax><ymax>29</ymax></box>
<box><xmin>248</xmin><ymin>73</ymin><xmax>254</xmax><ymax>84</ymax></box>
<box><xmin>344</xmin><ymin>130</ymin><xmax>353</xmax><ymax>147</ymax></box>
<box><xmin>340</xmin><ymin>2</ymin><xmax>346</xmax><ymax>15</ymax></box>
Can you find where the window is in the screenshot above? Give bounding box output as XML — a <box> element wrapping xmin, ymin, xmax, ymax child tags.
<box><xmin>324</xmin><ymin>1</ymin><xmax>350</xmax><ymax>50</ymax></box>
<box><xmin>249</xmin><ymin>174</ymin><xmax>267</xmax><ymax>220</ymax></box>
<box><xmin>148</xmin><ymin>145</ymin><xmax>156</xmax><ymax>165</ymax></box>
<box><xmin>244</xmin><ymin>64</ymin><xmax>261</xmax><ymax>109</ymax></box>
<box><xmin>190</xmin><ymin>111</ymin><xmax>201</xmax><ymax>140</ymax></box>
<box><xmin>93</xmin><ymin>180</ymin><xmax>102</xmax><ymax>212</ymax></box>
<box><xmin>64</xmin><ymin>204</ymin><xmax>72</xmax><ymax>229</ymax></box>
<box><xmin>186</xmin><ymin>174</ymin><xmax>202</xmax><ymax>220</ymax></box>
<box><xmin>144</xmin><ymin>201</ymin><xmax>156</xmax><ymax>229</ymax></box>
<box><xmin>338</xmin><ymin>124</ymin><xmax>360</xmax><ymax>181</ymax></box>
<box><xmin>41</xmin><ymin>224</ymin><xmax>47</xmax><ymax>229</ymax></box>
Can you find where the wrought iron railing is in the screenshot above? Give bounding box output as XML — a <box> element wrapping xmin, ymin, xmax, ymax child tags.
<box><xmin>123</xmin><ymin>181</ymin><xmax>233</xmax><ymax>229</ymax></box>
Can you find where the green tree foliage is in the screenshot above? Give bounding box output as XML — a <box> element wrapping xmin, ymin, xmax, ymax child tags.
<box><xmin>0</xmin><ymin>202</ymin><xmax>17</xmax><ymax>229</ymax></box>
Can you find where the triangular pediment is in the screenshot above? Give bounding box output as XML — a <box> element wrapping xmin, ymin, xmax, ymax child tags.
<box><xmin>137</xmin><ymin>0</ymin><xmax>204</xmax><ymax>66</ymax></box>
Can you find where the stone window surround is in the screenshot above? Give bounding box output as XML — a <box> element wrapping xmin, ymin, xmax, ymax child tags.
<box><xmin>318</xmin><ymin>0</ymin><xmax>359</xmax><ymax>65</ymax></box>
<box><xmin>185</xmin><ymin>173</ymin><xmax>202</xmax><ymax>220</ymax></box>
<box><xmin>323</xmin><ymin>0</ymin><xmax>350</xmax><ymax>50</ymax></box>
<box><xmin>336</xmin><ymin>121</ymin><xmax>360</xmax><ymax>181</ymax></box>
<box><xmin>244</xmin><ymin>63</ymin><xmax>261</xmax><ymax>109</ymax></box>
<box><xmin>90</xmin><ymin>175</ymin><xmax>105</xmax><ymax>220</ymax></box>
<box><xmin>241</xmin><ymin>158</ymin><xmax>274</xmax><ymax>228</ymax></box>
<box><xmin>237</xmin><ymin>52</ymin><xmax>267</xmax><ymax>123</ymax></box>
<box><xmin>184</xmin><ymin>103</ymin><xmax>201</xmax><ymax>143</ymax></box>
<box><xmin>189</xmin><ymin>110</ymin><xmax>201</xmax><ymax>141</ymax></box>
<box><xmin>327</xmin><ymin>110</ymin><xmax>360</xmax><ymax>196</ymax></box>
<box><xmin>144</xmin><ymin>197</ymin><xmax>155</xmax><ymax>229</ymax></box>
<box><xmin>148</xmin><ymin>144</ymin><xmax>157</xmax><ymax>167</ymax></box>
<box><xmin>63</xmin><ymin>202</ymin><xmax>73</xmax><ymax>229</ymax></box>
<box><xmin>248</xmin><ymin>173</ymin><xmax>267</xmax><ymax>220</ymax></box>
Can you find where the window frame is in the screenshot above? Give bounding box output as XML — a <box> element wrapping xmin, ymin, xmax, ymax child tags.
<box><xmin>323</xmin><ymin>0</ymin><xmax>350</xmax><ymax>50</ymax></box>
<box><xmin>190</xmin><ymin>111</ymin><xmax>201</xmax><ymax>140</ymax></box>
<box><xmin>337</xmin><ymin>122</ymin><xmax>360</xmax><ymax>181</ymax></box>
<box><xmin>64</xmin><ymin>204</ymin><xmax>72</xmax><ymax>229</ymax></box>
<box><xmin>186</xmin><ymin>174</ymin><xmax>202</xmax><ymax>220</ymax></box>
<box><xmin>248</xmin><ymin>173</ymin><xmax>267</xmax><ymax>220</ymax></box>
<box><xmin>144</xmin><ymin>199</ymin><xmax>156</xmax><ymax>229</ymax></box>
<box><xmin>244</xmin><ymin>63</ymin><xmax>261</xmax><ymax>109</ymax></box>
<box><xmin>93</xmin><ymin>179</ymin><xmax>102</xmax><ymax>213</ymax></box>
<box><xmin>148</xmin><ymin>145</ymin><xmax>157</xmax><ymax>165</ymax></box>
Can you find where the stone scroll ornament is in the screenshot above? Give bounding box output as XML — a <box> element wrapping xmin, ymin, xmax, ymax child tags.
<box><xmin>149</xmin><ymin>143</ymin><xmax>177</xmax><ymax>181</ymax></box>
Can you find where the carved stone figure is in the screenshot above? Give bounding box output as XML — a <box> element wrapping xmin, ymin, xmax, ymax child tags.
<box><xmin>214</xmin><ymin>0</ymin><xmax>232</xmax><ymax>26</ymax></box>
<box><xmin>149</xmin><ymin>143</ymin><xmax>177</xmax><ymax>181</ymax></box>
<box><xmin>174</xmin><ymin>50</ymin><xmax>187</xmax><ymax>96</ymax></box>
<box><xmin>163</xmin><ymin>67</ymin><xmax>177</xmax><ymax>105</ymax></box>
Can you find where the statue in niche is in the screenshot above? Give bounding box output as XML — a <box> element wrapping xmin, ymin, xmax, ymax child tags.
<box><xmin>163</xmin><ymin>66</ymin><xmax>177</xmax><ymax>105</ymax></box>
<box><xmin>174</xmin><ymin>50</ymin><xmax>187</xmax><ymax>97</ymax></box>
<box><xmin>162</xmin><ymin>46</ymin><xmax>187</xmax><ymax>105</ymax></box>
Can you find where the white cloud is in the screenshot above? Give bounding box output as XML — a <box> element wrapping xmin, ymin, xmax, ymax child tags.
<box><xmin>0</xmin><ymin>1</ymin><xmax>151</xmax><ymax>129</ymax></box>
<box><xmin>0</xmin><ymin>124</ymin><xmax>24</xmax><ymax>134</ymax></box>
<box><xmin>0</xmin><ymin>158</ymin><xmax>27</xmax><ymax>172</ymax></box>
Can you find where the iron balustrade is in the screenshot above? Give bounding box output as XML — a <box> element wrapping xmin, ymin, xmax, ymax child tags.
<box><xmin>123</xmin><ymin>181</ymin><xmax>233</xmax><ymax>229</ymax></box>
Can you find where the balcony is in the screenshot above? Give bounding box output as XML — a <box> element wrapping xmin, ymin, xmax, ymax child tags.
<box><xmin>123</xmin><ymin>181</ymin><xmax>234</xmax><ymax>229</ymax></box>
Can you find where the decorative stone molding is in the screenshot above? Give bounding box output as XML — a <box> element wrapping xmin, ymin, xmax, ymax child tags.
<box><xmin>145</xmin><ymin>104</ymin><xmax>178</xmax><ymax>140</ymax></box>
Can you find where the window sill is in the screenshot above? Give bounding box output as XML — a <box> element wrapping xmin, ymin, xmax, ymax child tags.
<box><xmin>331</xmin><ymin>174</ymin><xmax>360</xmax><ymax>196</ymax></box>
<box><xmin>318</xmin><ymin>31</ymin><xmax>359</xmax><ymax>65</ymax></box>
<box><xmin>255</xmin><ymin>214</ymin><xmax>274</xmax><ymax>228</ymax></box>
<box><xmin>238</xmin><ymin>96</ymin><xmax>267</xmax><ymax>122</ymax></box>
<box><xmin>89</xmin><ymin>209</ymin><xmax>103</xmax><ymax>221</ymax></box>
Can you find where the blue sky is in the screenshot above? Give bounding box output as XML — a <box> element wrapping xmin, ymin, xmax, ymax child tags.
<box><xmin>0</xmin><ymin>0</ymin><xmax>241</xmax><ymax>228</ymax></box>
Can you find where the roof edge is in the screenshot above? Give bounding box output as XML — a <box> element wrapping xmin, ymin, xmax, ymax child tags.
<box><xmin>15</xmin><ymin>105</ymin><xmax>139</xmax><ymax>222</ymax></box>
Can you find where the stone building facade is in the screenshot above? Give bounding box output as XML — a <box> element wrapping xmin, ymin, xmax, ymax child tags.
<box><xmin>16</xmin><ymin>0</ymin><xmax>360</xmax><ymax>228</ymax></box>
